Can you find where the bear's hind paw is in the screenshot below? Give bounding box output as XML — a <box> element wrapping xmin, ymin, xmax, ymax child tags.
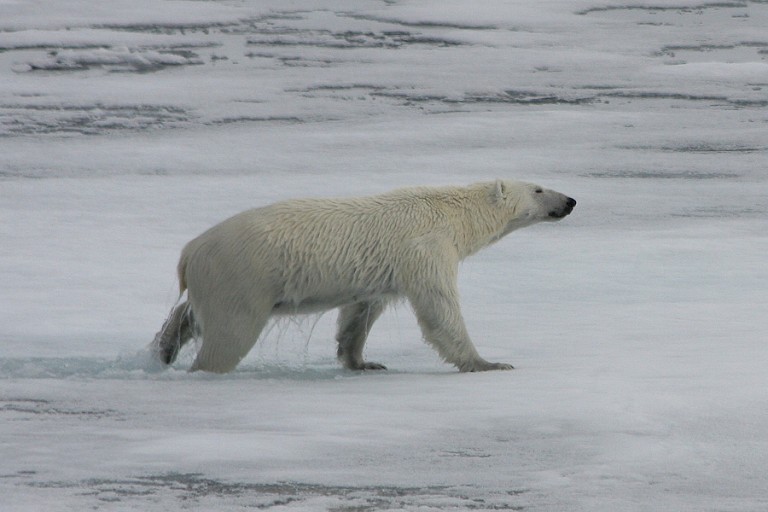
<box><xmin>343</xmin><ymin>361</ymin><xmax>385</xmax><ymax>371</ymax></box>
<box><xmin>360</xmin><ymin>361</ymin><xmax>387</xmax><ymax>371</ymax></box>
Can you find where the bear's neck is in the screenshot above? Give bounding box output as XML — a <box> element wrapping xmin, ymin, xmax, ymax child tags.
<box><xmin>442</xmin><ymin>189</ymin><xmax>512</xmax><ymax>259</ymax></box>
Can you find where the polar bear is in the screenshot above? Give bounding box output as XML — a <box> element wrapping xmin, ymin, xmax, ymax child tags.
<box><xmin>152</xmin><ymin>180</ymin><xmax>575</xmax><ymax>373</ymax></box>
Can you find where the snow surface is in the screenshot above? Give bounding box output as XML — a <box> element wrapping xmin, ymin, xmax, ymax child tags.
<box><xmin>1</xmin><ymin>1</ymin><xmax>767</xmax><ymax>510</ymax></box>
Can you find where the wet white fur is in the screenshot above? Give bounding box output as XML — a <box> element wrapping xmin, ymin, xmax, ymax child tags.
<box><xmin>172</xmin><ymin>180</ymin><xmax>574</xmax><ymax>373</ymax></box>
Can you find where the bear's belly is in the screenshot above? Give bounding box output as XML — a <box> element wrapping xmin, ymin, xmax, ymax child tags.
<box><xmin>272</xmin><ymin>291</ymin><xmax>396</xmax><ymax>315</ymax></box>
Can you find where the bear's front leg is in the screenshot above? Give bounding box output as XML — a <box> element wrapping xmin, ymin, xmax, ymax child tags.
<box><xmin>406</xmin><ymin>280</ymin><xmax>514</xmax><ymax>373</ymax></box>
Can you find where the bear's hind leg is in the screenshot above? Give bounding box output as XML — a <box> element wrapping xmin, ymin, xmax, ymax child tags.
<box><xmin>336</xmin><ymin>300</ymin><xmax>388</xmax><ymax>370</ymax></box>
<box><xmin>153</xmin><ymin>301</ymin><xmax>196</xmax><ymax>365</ymax></box>
<box><xmin>190</xmin><ymin>297</ymin><xmax>272</xmax><ymax>374</ymax></box>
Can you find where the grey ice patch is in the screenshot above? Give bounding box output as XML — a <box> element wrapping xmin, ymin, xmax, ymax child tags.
<box><xmin>0</xmin><ymin>397</ymin><xmax>117</xmax><ymax>420</ymax></box>
<box><xmin>0</xmin><ymin>103</ymin><xmax>191</xmax><ymax>136</ymax></box>
<box><xmin>26</xmin><ymin>473</ymin><xmax>528</xmax><ymax>511</ymax></box>
<box><xmin>585</xmin><ymin>170</ymin><xmax>740</xmax><ymax>180</ymax></box>
<box><xmin>20</xmin><ymin>48</ymin><xmax>203</xmax><ymax>72</ymax></box>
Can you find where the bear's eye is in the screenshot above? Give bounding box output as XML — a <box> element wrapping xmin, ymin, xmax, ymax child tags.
<box><xmin>535</xmin><ymin>188</ymin><xmax>543</xmax><ymax>194</ymax></box>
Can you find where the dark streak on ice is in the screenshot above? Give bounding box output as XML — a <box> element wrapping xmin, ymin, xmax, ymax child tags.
<box><xmin>25</xmin><ymin>472</ymin><xmax>527</xmax><ymax>510</ymax></box>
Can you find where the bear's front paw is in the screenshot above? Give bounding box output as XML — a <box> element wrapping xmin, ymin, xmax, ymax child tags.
<box><xmin>459</xmin><ymin>359</ymin><xmax>514</xmax><ymax>372</ymax></box>
<box><xmin>341</xmin><ymin>359</ymin><xmax>388</xmax><ymax>371</ymax></box>
<box><xmin>485</xmin><ymin>362</ymin><xmax>514</xmax><ymax>371</ymax></box>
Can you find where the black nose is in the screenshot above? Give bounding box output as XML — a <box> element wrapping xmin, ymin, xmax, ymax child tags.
<box><xmin>566</xmin><ymin>197</ymin><xmax>577</xmax><ymax>208</ymax></box>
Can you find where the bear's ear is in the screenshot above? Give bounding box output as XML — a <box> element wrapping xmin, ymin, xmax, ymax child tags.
<box><xmin>492</xmin><ymin>179</ymin><xmax>506</xmax><ymax>205</ymax></box>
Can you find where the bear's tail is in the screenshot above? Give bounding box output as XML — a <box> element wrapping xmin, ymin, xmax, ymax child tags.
<box><xmin>177</xmin><ymin>249</ymin><xmax>189</xmax><ymax>295</ymax></box>
<box><xmin>150</xmin><ymin>247</ymin><xmax>196</xmax><ymax>366</ymax></box>
<box><xmin>151</xmin><ymin>300</ymin><xmax>197</xmax><ymax>366</ymax></box>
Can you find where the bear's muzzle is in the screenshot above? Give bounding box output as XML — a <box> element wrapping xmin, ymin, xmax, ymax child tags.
<box><xmin>549</xmin><ymin>197</ymin><xmax>577</xmax><ymax>219</ymax></box>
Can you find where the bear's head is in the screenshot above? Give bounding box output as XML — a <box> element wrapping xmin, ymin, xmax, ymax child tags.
<box><xmin>493</xmin><ymin>179</ymin><xmax>576</xmax><ymax>226</ymax></box>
